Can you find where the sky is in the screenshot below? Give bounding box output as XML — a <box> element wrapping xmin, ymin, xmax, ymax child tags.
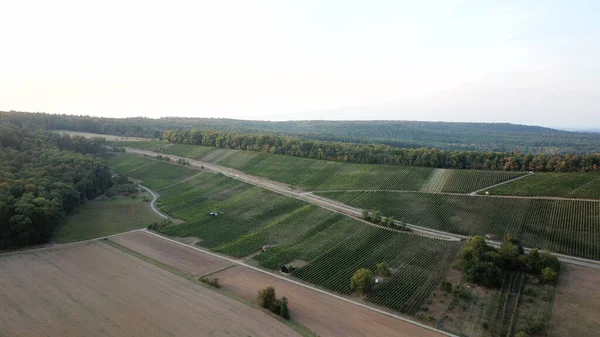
<box><xmin>1</xmin><ymin>0</ymin><xmax>599</xmax><ymax>128</ymax></box>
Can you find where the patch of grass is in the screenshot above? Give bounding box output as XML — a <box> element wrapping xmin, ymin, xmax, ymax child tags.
<box><xmin>56</xmin><ymin>194</ymin><xmax>162</xmax><ymax>243</ymax></box>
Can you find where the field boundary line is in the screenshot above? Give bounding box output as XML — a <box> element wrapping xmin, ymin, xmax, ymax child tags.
<box><xmin>469</xmin><ymin>173</ymin><xmax>533</xmax><ymax>195</ymax></box>
<box><xmin>197</xmin><ymin>264</ymin><xmax>236</xmax><ymax>279</ymax></box>
<box><xmin>142</xmin><ymin>229</ymin><xmax>460</xmax><ymax>337</ymax></box>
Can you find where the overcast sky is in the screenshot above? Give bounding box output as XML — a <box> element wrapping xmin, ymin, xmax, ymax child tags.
<box><xmin>1</xmin><ymin>0</ymin><xmax>598</xmax><ymax>128</ymax></box>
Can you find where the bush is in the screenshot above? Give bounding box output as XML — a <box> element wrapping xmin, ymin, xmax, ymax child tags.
<box><xmin>376</xmin><ymin>262</ymin><xmax>391</xmax><ymax>277</ymax></box>
<box><xmin>440</xmin><ymin>280</ymin><xmax>453</xmax><ymax>293</ymax></box>
<box><xmin>453</xmin><ymin>285</ymin><xmax>471</xmax><ymax>300</ymax></box>
<box><xmin>200</xmin><ymin>277</ymin><xmax>221</xmax><ymax>288</ymax></box>
<box><xmin>515</xmin><ymin>331</ymin><xmax>529</xmax><ymax>337</ymax></box>
<box><xmin>524</xmin><ymin>287</ymin><xmax>537</xmax><ymax>297</ymax></box>
<box><xmin>524</xmin><ymin>313</ymin><xmax>546</xmax><ymax>334</ymax></box>
<box><xmin>540</xmin><ymin>267</ymin><xmax>558</xmax><ymax>284</ymax></box>
<box><xmin>350</xmin><ymin>268</ymin><xmax>374</xmax><ymax>294</ymax></box>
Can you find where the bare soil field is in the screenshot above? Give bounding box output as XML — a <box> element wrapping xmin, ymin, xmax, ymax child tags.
<box><xmin>56</xmin><ymin>130</ymin><xmax>151</xmax><ymax>141</ymax></box>
<box><xmin>111</xmin><ymin>231</ymin><xmax>230</xmax><ymax>276</ymax></box>
<box><xmin>549</xmin><ymin>264</ymin><xmax>600</xmax><ymax>336</ymax></box>
<box><xmin>213</xmin><ymin>266</ymin><xmax>446</xmax><ymax>337</ymax></box>
<box><xmin>0</xmin><ymin>242</ymin><xmax>299</xmax><ymax>337</ymax></box>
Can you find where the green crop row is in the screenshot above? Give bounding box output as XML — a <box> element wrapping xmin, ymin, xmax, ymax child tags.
<box><xmin>317</xmin><ymin>191</ymin><xmax>600</xmax><ymax>260</ymax></box>
<box><xmin>484</xmin><ymin>172</ymin><xmax>600</xmax><ymax>199</ymax></box>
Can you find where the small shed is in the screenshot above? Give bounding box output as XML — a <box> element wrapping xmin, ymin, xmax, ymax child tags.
<box><xmin>281</xmin><ymin>264</ymin><xmax>295</xmax><ymax>273</ymax></box>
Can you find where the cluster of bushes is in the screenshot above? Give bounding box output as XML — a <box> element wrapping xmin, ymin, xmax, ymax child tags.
<box><xmin>155</xmin><ymin>155</ymin><xmax>171</xmax><ymax>162</ymax></box>
<box><xmin>200</xmin><ymin>277</ymin><xmax>221</xmax><ymax>288</ymax></box>
<box><xmin>361</xmin><ymin>209</ymin><xmax>408</xmax><ymax>230</ymax></box>
<box><xmin>175</xmin><ymin>158</ymin><xmax>190</xmax><ymax>165</ymax></box>
<box><xmin>457</xmin><ymin>236</ymin><xmax>560</xmax><ymax>288</ymax></box>
<box><xmin>257</xmin><ymin>286</ymin><xmax>289</xmax><ymax>320</ymax></box>
<box><xmin>349</xmin><ymin>262</ymin><xmax>391</xmax><ymax>294</ymax></box>
<box><xmin>147</xmin><ymin>219</ymin><xmax>173</xmax><ymax>230</ymax></box>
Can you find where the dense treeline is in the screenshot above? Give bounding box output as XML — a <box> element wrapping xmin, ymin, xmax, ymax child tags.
<box><xmin>0</xmin><ymin>121</ymin><xmax>112</xmax><ymax>248</ymax></box>
<box><xmin>162</xmin><ymin>129</ymin><xmax>600</xmax><ymax>172</ymax></box>
<box><xmin>4</xmin><ymin>110</ymin><xmax>600</xmax><ymax>154</ymax></box>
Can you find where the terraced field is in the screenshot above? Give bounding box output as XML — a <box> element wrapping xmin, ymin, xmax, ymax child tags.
<box><xmin>484</xmin><ymin>172</ymin><xmax>600</xmax><ymax>199</ymax></box>
<box><xmin>316</xmin><ymin>191</ymin><xmax>600</xmax><ymax>260</ymax></box>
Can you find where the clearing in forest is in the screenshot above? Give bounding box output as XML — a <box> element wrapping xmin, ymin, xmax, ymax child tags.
<box><xmin>55</xmin><ymin>192</ymin><xmax>162</xmax><ymax>243</ymax></box>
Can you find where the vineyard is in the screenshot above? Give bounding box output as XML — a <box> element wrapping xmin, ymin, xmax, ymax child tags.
<box><xmin>113</xmin><ymin>142</ymin><xmax>525</xmax><ymax>193</ymax></box>
<box><xmin>101</xmin><ymin>153</ymin><xmax>198</xmax><ymax>190</ymax></box>
<box><xmin>484</xmin><ymin>172</ymin><xmax>600</xmax><ymax>199</ymax></box>
<box><xmin>316</xmin><ymin>191</ymin><xmax>600</xmax><ymax>260</ymax></box>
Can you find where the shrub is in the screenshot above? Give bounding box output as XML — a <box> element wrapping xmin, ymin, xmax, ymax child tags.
<box><xmin>524</xmin><ymin>287</ymin><xmax>537</xmax><ymax>297</ymax></box>
<box><xmin>350</xmin><ymin>268</ymin><xmax>374</xmax><ymax>294</ymax></box>
<box><xmin>440</xmin><ymin>280</ymin><xmax>453</xmax><ymax>293</ymax></box>
<box><xmin>200</xmin><ymin>277</ymin><xmax>221</xmax><ymax>288</ymax></box>
<box><xmin>376</xmin><ymin>262</ymin><xmax>391</xmax><ymax>277</ymax></box>
<box><xmin>540</xmin><ymin>267</ymin><xmax>558</xmax><ymax>284</ymax></box>
<box><xmin>515</xmin><ymin>331</ymin><xmax>529</xmax><ymax>337</ymax></box>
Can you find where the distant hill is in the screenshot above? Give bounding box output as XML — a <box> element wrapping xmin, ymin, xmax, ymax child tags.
<box><xmin>3</xmin><ymin>110</ymin><xmax>600</xmax><ymax>154</ymax></box>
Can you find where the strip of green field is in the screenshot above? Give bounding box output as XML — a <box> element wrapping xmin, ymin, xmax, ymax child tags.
<box><xmin>56</xmin><ymin>193</ymin><xmax>162</xmax><ymax>243</ymax></box>
<box><xmin>100</xmin><ymin>153</ymin><xmax>198</xmax><ymax>190</ymax></box>
<box><xmin>113</xmin><ymin>142</ymin><xmax>524</xmax><ymax>193</ymax></box>
<box><xmin>316</xmin><ymin>191</ymin><xmax>600</xmax><ymax>260</ymax></box>
<box><xmin>484</xmin><ymin>172</ymin><xmax>600</xmax><ymax>199</ymax></box>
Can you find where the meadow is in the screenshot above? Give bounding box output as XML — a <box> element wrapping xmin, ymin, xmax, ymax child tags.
<box><xmin>56</xmin><ymin>192</ymin><xmax>162</xmax><ymax>243</ymax></box>
<box><xmin>316</xmin><ymin>191</ymin><xmax>600</xmax><ymax>260</ymax></box>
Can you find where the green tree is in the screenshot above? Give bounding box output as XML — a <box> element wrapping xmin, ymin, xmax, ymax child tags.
<box><xmin>350</xmin><ymin>268</ymin><xmax>374</xmax><ymax>294</ymax></box>
<box><xmin>440</xmin><ymin>280</ymin><xmax>453</xmax><ymax>293</ymax></box>
<box><xmin>361</xmin><ymin>209</ymin><xmax>370</xmax><ymax>221</ymax></box>
<box><xmin>372</xmin><ymin>210</ymin><xmax>382</xmax><ymax>224</ymax></box>
<box><xmin>280</xmin><ymin>296</ymin><xmax>290</xmax><ymax>319</ymax></box>
<box><xmin>258</xmin><ymin>286</ymin><xmax>277</xmax><ymax>311</ymax></box>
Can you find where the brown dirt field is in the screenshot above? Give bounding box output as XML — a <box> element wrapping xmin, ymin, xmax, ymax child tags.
<box><xmin>549</xmin><ymin>263</ymin><xmax>600</xmax><ymax>337</ymax></box>
<box><xmin>0</xmin><ymin>242</ymin><xmax>299</xmax><ymax>337</ymax></box>
<box><xmin>213</xmin><ymin>266</ymin><xmax>446</xmax><ymax>337</ymax></box>
<box><xmin>111</xmin><ymin>231</ymin><xmax>230</xmax><ymax>276</ymax></box>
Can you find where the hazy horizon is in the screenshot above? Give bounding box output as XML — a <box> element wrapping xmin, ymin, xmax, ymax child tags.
<box><xmin>1</xmin><ymin>1</ymin><xmax>599</xmax><ymax>129</ymax></box>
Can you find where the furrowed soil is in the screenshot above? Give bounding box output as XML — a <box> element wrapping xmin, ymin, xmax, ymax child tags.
<box><xmin>213</xmin><ymin>266</ymin><xmax>445</xmax><ymax>337</ymax></box>
<box><xmin>110</xmin><ymin>231</ymin><xmax>231</xmax><ymax>276</ymax></box>
<box><xmin>549</xmin><ymin>263</ymin><xmax>600</xmax><ymax>336</ymax></box>
<box><xmin>0</xmin><ymin>242</ymin><xmax>299</xmax><ymax>337</ymax></box>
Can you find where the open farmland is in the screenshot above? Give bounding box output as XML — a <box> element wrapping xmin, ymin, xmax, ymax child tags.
<box><xmin>549</xmin><ymin>264</ymin><xmax>600</xmax><ymax>336</ymax></box>
<box><xmin>484</xmin><ymin>172</ymin><xmax>600</xmax><ymax>199</ymax></box>
<box><xmin>316</xmin><ymin>191</ymin><xmax>600</xmax><ymax>260</ymax></box>
<box><xmin>57</xmin><ymin>130</ymin><xmax>152</xmax><ymax>141</ymax></box>
<box><xmin>55</xmin><ymin>192</ymin><xmax>162</xmax><ymax>243</ymax></box>
<box><xmin>0</xmin><ymin>242</ymin><xmax>300</xmax><ymax>337</ymax></box>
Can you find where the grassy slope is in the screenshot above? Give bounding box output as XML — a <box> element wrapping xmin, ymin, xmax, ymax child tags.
<box><xmin>56</xmin><ymin>193</ymin><xmax>162</xmax><ymax>243</ymax></box>
<box><xmin>113</xmin><ymin>142</ymin><xmax>525</xmax><ymax>193</ymax></box>
<box><xmin>484</xmin><ymin>172</ymin><xmax>600</xmax><ymax>199</ymax></box>
<box><xmin>316</xmin><ymin>191</ymin><xmax>600</xmax><ymax>260</ymax></box>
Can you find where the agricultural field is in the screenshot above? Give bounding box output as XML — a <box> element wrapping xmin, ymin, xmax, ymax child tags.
<box><xmin>316</xmin><ymin>191</ymin><xmax>600</xmax><ymax>260</ymax></box>
<box><xmin>101</xmin><ymin>152</ymin><xmax>198</xmax><ymax>190</ymax></box>
<box><xmin>56</xmin><ymin>130</ymin><xmax>152</xmax><ymax>141</ymax></box>
<box><xmin>113</xmin><ymin>142</ymin><xmax>524</xmax><ymax>193</ymax></box>
<box><xmin>549</xmin><ymin>264</ymin><xmax>600</xmax><ymax>337</ymax></box>
<box><xmin>55</xmin><ymin>192</ymin><xmax>162</xmax><ymax>243</ymax></box>
<box><xmin>484</xmin><ymin>172</ymin><xmax>600</xmax><ymax>199</ymax></box>
<box><xmin>0</xmin><ymin>242</ymin><xmax>300</xmax><ymax>337</ymax></box>
<box><xmin>256</xmin><ymin>220</ymin><xmax>461</xmax><ymax>315</ymax></box>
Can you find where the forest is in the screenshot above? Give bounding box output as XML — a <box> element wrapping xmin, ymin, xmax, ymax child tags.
<box><xmin>0</xmin><ymin>120</ymin><xmax>112</xmax><ymax>248</ymax></box>
<box><xmin>161</xmin><ymin>129</ymin><xmax>600</xmax><ymax>172</ymax></box>
<box><xmin>3</xmin><ymin>110</ymin><xmax>600</xmax><ymax>154</ymax></box>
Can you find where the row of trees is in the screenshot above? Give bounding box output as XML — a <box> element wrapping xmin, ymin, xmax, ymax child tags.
<box><xmin>458</xmin><ymin>236</ymin><xmax>560</xmax><ymax>288</ymax></box>
<box><xmin>162</xmin><ymin>129</ymin><xmax>600</xmax><ymax>172</ymax></box>
<box><xmin>0</xmin><ymin>121</ymin><xmax>112</xmax><ymax>248</ymax></box>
